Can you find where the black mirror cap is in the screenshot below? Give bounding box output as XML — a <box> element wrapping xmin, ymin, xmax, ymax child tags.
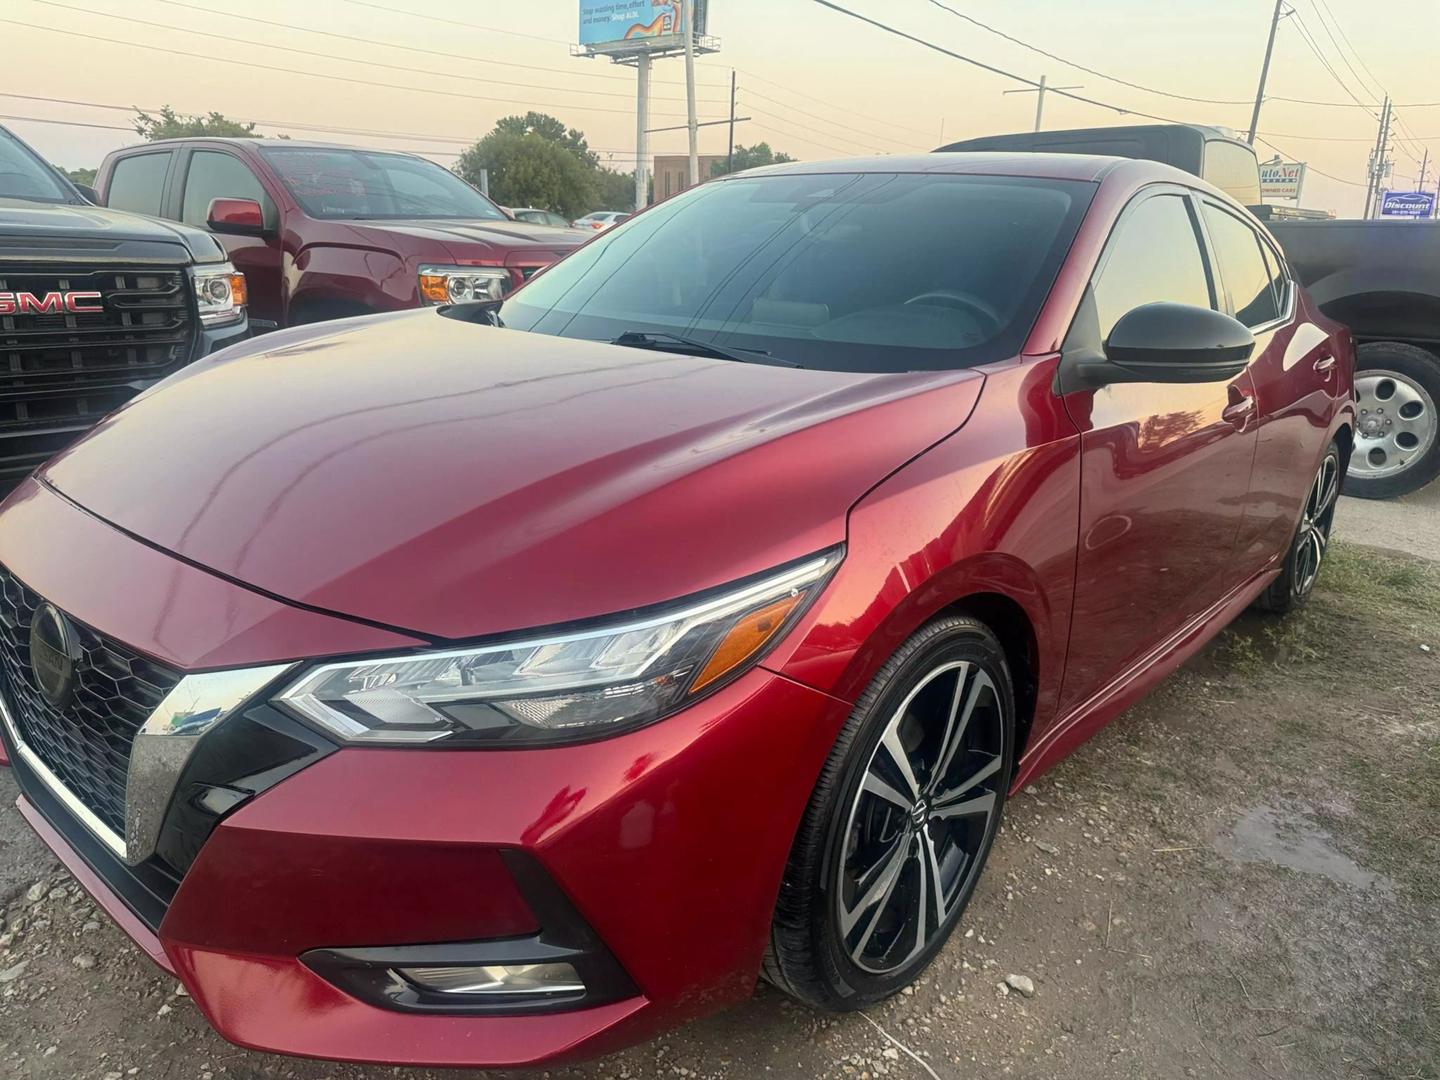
<box><xmin>74</xmin><ymin>184</ymin><xmax>100</xmax><ymax>205</ymax></box>
<box><xmin>1105</xmin><ymin>302</ymin><xmax>1255</xmax><ymax>383</ymax></box>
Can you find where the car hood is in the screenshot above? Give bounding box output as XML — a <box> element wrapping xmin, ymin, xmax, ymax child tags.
<box><xmin>341</xmin><ymin>218</ymin><xmax>585</xmax><ymax>260</ymax></box>
<box><xmin>41</xmin><ymin>310</ymin><xmax>984</xmax><ymax>642</ymax></box>
<box><xmin>0</xmin><ymin>198</ymin><xmax>223</xmax><ymax>258</ymax></box>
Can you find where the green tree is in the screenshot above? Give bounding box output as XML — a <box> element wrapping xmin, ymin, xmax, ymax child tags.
<box><xmin>133</xmin><ymin>106</ymin><xmax>259</xmax><ymax>141</ymax></box>
<box><xmin>593</xmin><ymin>167</ymin><xmax>638</xmax><ymax>212</ymax></box>
<box><xmin>494</xmin><ymin>112</ymin><xmax>598</xmax><ymax>170</ymax></box>
<box><xmin>62</xmin><ymin>166</ymin><xmax>97</xmax><ymax>187</ymax></box>
<box><xmin>456</xmin><ymin>131</ymin><xmax>596</xmax><ymax>219</ymax></box>
<box><xmin>710</xmin><ymin>142</ymin><xmax>796</xmax><ymax>178</ymax></box>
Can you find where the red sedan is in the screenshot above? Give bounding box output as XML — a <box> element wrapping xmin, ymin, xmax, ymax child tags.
<box><xmin>0</xmin><ymin>153</ymin><xmax>1352</xmax><ymax>1067</ymax></box>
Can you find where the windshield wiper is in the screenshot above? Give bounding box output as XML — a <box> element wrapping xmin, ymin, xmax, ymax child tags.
<box><xmin>610</xmin><ymin>330</ymin><xmax>801</xmax><ymax>367</ymax></box>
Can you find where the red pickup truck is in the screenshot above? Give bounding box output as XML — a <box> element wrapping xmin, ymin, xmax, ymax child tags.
<box><xmin>95</xmin><ymin>138</ymin><xmax>587</xmax><ymax>332</ymax></box>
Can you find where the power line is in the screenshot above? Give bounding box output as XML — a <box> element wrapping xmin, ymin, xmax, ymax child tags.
<box><xmin>920</xmin><ymin>0</ymin><xmax>1253</xmax><ymax>106</ymax></box>
<box><xmin>142</xmin><ymin>0</ymin><xmax>706</xmax><ymax>94</ymax></box>
<box><xmin>810</xmin><ymin>0</ymin><xmax>1202</xmax><ymax>128</ymax></box>
<box><xmin>0</xmin><ymin>111</ymin><xmax>469</xmax><ymax>157</ymax></box>
<box><xmin>1301</xmin><ymin>0</ymin><xmax>1385</xmax><ymax>103</ymax></box>
<box><xmin>738</xmin><ymin>94</ymin><xmax>913</xmax><ymax>152</ymax></box>
<box><xmin>23</xmin><ymin>0</ymin><xmax>725</xmax><ymax>108</ymax></box>
<box><xmin>1255</xmin><ymin>135</ymin><xmax>1365</xmax><ymax>186</ymax></box>
<box><xmin>710</xmin><ymin>67</ymin><xmax>937</xmax><ymax>140</ymax></box>
<box><xmin>1283</xmin><ymin>9</ymin><xmax>1377</xmax><ymax>116</ymax></box>
<box><xmin>0</xmin><ymin>19</ymin><xmax>714</xmax><ymax>122</ymax></box>
<box><xmin>1308</xmin><ymin>0</ymin><xmax>1389</xmax><ymax>101</ymax></box>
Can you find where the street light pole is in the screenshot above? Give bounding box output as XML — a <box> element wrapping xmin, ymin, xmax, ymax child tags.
<box><xmin>635</xmin><ymin>52</ymin><xmax>651</xmax><ymax>212</ymax></box>
<box><xmin>1247</xmin><ymin>0</ymin><xmax>1286</xmax><ymax>145</ymax></box>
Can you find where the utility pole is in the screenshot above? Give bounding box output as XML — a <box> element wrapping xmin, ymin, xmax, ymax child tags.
<box><xmin>1417</xmin><ymin>148</ymin><xmax>1429</xmax><ymax>193</ymax></box>
<box><xmin>1248</xmin><ymin>0</ymin><xmax>1286</xmax><ymax>145</ymax></box>
<box><xmin>1363</xmin><ymin>97</ymin><xmax>1392</xmax><ymax>218</ymax></box>
<box><xmin>726</xmin><ymin>70</ymin><xmax>737</xmax><ymax>174</ymax></box>
<box><xmin>634</xmin><ymin>53</ymin><xmax>651</xmax><ymax>212</ymax></box>
<box><xmin>1003</xmin><ymin>74</ymin><xmax>1082</xmax><ymax>132</ymax></box>
<box><xmin>684</xmin><ymin>0</ymin><xmax>699</xmax><ymax>187</ymax></box>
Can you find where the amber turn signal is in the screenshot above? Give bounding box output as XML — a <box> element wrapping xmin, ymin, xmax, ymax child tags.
<box><xmin>689</xmin><ymin>593</ymin><xmax>806</xmax><ymax>694</ymax></box>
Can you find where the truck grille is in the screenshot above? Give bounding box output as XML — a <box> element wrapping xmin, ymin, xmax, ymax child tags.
<box><xmin>0</xmin><ymin>266</ymin><xmax>194</xmax><ymax>487</ymax></box>
<box><xmin>0</xmin><ymin>564</ymin><xmax>182</xmax><ymax>838</ymax></box>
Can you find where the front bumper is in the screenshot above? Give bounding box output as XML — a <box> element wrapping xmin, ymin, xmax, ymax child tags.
<box><xmin>0</xmin><ymin>480</ymin><xmax>848</xmax><ymax>1067</ymax></box>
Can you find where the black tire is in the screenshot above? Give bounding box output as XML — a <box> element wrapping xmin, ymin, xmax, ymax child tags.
<box><xmin>764</xmin><ymin>615</ymin><xmax>1014</xmax><ymax>1011</ymax></box>
<box><xmin>1347</xmin><ymin>341</ymin><xmax>1440</xmax><ymax>500</ymax></box>
<box><xmin>1257</xmin><ymin>441</ymin><xmax>1342</xmax><ymax>614</ymax></box>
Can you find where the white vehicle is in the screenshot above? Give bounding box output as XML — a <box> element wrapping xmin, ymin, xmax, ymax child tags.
<box><xmin>573</xmin><ymin>210</ymin><xmax>631</xmax><ymax>231</ymax></box>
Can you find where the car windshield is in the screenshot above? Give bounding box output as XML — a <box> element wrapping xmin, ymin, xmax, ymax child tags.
<box><xmin>0</xmin><ymin>128</ymin><xmax>77</xmax><ymax>204</ymax></box>
<box><xmin>499</xmin><ymin>172</ymin><xmax>1094</xmax><ymax>373</ymax></box>
<box><xmin>259</xmin><ymin>146</ymin><xmax>505</xmax><ymax>221</ymax></box>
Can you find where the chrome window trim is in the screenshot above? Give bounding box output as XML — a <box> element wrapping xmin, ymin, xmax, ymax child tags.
<box><xmin>1</xmin><ymin>664</ymin><xmax>295</xmax><ymax>866</ymax></box>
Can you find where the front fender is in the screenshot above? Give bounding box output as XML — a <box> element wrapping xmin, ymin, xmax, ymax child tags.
<box><xmin>767</xmin><ymin>356</ymin><xmax>1082</xmax><ymax>739</ymax></box>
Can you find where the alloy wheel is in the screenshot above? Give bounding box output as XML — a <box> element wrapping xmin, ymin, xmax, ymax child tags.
<box><xmin>1352</xmin><ymin>369</ymin><xmax>1437</xmax><ymax>482</ymax></box>
<box><xmin>1295</xmin><ymin>451</ymin><xmax>1340</xmax><ymax>597</ymax></box>
<box><xmin>836</xmin><ymin>660</ymin><xmax>1005</xmax><ymax>976</ymax></box>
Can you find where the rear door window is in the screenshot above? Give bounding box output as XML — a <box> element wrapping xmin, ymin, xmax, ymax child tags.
<box><xmin>181</xmin><ymin>151</ymin><xmax>272</xmax><ymax>228</ymax></box>
<box><xmin>105</xmin><ymin>152</ymin><xmax>172</xmax><ymax>217</ymax></box>
<box><xmin>1092</xmin><ymin>193</ymin><xmax>1214</xmax><ymax>339</ymax></box>
<box><xmin>1201</xmin><ymin>204</ymin><xmax>1282</xmax><ymax>328</ymax></box>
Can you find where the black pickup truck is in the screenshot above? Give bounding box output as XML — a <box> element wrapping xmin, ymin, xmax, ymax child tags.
<box><xmin>941</xmin><ymin>124</ymin><xmax>1440</xmax><ymax>499</ymax></box>
<box><xmin>0</xmin><ymin>125</ymin><xmax>249</xmax><ymax>492</ymax></box>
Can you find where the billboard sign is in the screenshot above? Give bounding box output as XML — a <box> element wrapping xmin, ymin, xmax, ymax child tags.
<box><xmin>1259</xmin><ymin>161</ymin><xmax>1306</xmax><ymax>200</ymax></box>
<box><xmin>580</xmin><ymin>1</ymin><xmax>707</xmax><ymax>51</ymax></box>
<box><xmin>1380</xmin><ymin>190</ymin><xmax>1437</xmax><ymax>218</ymax></box>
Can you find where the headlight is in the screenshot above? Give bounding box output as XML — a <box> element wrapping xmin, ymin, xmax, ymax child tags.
<box><xmin>418</xmin><ymin>265</ymin><xmax>513</xmax><ymax>306</ymax></box>
<box><xmin>192</xmin><ymin>262</ymin><xmax>246</xmax><ymax>326</ymax></box>
<box><xmin>274</xmin><ymin>549</ymin><xmax>842</xmax><ymax>747</ymax></box>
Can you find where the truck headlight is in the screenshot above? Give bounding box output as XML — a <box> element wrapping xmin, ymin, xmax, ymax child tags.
<box><xmin>418</xmin><ymin>265</ymin><xmax>513</xmax><ymax>306</ymax></box>
<box><xmin>273</xmin><ymin>549</ymin><xmax>842</xmax><ymax>747</ymax></box>
<box><xmin>192</xmin><ymin>262</ymin><xmax>246</xmax><ymax>326</ymax></box>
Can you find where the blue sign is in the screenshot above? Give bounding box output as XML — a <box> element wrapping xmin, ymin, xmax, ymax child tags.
<box><xmin>579</xmin><ymin>1</ymin><xmax>685</xmax><ymax>48</ymax></box>
<box><xmin>1380</xmin><ymin>190</ymin><xmax>1436</xmax><ymax>218</ymax></box>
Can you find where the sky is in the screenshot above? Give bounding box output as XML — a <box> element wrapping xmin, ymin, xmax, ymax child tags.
<box><xmin>3</xmin><ymin>0</ymin><xmax>1438</xmax><ymax>218</ymax></box>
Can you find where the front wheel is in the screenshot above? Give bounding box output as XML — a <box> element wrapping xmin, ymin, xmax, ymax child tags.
<box><xmin>1346</xmin><ymin>342</ymin><xmax>1440</xmax><ymax>499</ymax></box>
<box><xmin>764</xmin><ymin>616</ymin><xmax>1013</xmax><ymax>1011</ymax></box>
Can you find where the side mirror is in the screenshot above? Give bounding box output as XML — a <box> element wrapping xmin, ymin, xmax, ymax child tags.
<box><xmin>74</xmin><ymin>184</ymin><xmax>100</xmax><ymax>205</ymax></box>
<box><xmin>1067</xmin><ymin>302</ymin><xmax>1254</xmax><ymax>390</ymax></box>
<box><xmin>207</xmin><ymin>197</ymin><xmax>268</xmax><ymax>236</ymax></box>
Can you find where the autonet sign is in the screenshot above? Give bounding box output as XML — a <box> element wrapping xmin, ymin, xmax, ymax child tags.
<box><xmin>1259</xmin><ymin>161</ymin><xmax>1306</xmax><ymax>200</ymax></box>
<box><xmin>579</xmin><ymin>0</ymin><xmax>708</xmax><ymax>51</ymax></box>
<box><xmin>1380</xmin><ymin>190</ymin><xmax>1437</xmax><ymax>218</ymax></box>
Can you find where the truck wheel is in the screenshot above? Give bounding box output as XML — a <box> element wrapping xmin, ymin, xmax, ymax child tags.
<box><xmin>1347</xmin><ymin>342</ymin><xmax>1440</xmax><ymax>499</ymax></box>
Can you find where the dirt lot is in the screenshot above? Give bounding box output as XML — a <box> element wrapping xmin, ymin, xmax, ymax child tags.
<box><xmin>1</xmin><ymin>537</ymin><xmax>1436</xmax><ymax>1080</ymax></box>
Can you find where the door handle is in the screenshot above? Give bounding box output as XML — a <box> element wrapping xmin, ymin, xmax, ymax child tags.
<box><xmin>1222</xmin><ymin>395</ymin><xmax>1256</xmax><ymax>428</ymax></box>
<box><xmin>1314</xmin><ymin>354</ymin><xmax>1337</xmax><ymax>378</ymax></box>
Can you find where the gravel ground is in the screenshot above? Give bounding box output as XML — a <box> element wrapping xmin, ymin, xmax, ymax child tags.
<box><xmin>1</xmin><ymin>539</ymin><xmax>1436</xmax><ymax>1080</ymax></box>
<box><xmin>1334</xmin><ymin>477</ymin><xmax>1440</xmax><ymax>561</ymax></box>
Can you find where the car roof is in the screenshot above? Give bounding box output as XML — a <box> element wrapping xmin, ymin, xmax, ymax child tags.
<box><xmin>726</xmin><ymin>152</ymin><xmax>1193</xmax><ymax>185</ymax></box>
<box><xmin>127</xmin><ymin>137</ymin><xmax>424</xmax><ymax>157</ymax></box>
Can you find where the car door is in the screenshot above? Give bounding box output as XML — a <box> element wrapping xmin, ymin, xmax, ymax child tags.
<box><xmin>177</xmin><ymin>149</ymin><xmax>285</xmax><ymax>331</ymax></box>
<box><xmin>1199</xmin><ymin>202</ymin><xmax>1334</xmax><ymax>584</ymax></box>
<box><xmin>101</xmin><ymin>149</ymin><xmax>176</xmax><ymax>219</ymax></box>
<box><xmin>1058</xmin><ymin>188</ymin><xmax>1259</xmax><ymax>713</ymax></box>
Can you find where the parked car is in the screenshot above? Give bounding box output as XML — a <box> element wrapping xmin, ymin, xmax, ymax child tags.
<box><xmin>95</xmin><ymin>139</ymin><xmax>586</xmax><ymax>332</ymax></box>
<box><xmin>0</xmin><ymin>125</ymin><xmax>248</xmax><ymax>494</ymax></box>
<box><xmin>573</xmin><ymin>210</ymin><xmax>630</xmax><ymax>231</ymax></box>
<box><xmin>506</xmin><ymin>206</ymin><xmax>577</xmax><ymax>229</ymax></box>
<box><xmin>941</xmin><ymin>123</ymin><xmax>1439</xmax><ymax>498</ymax></box>
<box><xmin>0</xmin><ymin>153</ymin><xmax>1352</xmax><ymax>1068</ymax></box>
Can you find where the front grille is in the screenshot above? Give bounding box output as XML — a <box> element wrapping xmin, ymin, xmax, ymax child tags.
<box><xmin>0</xmin><ymin>565</ymin><xmax>183</xmax><ymax>838</ymax></box>
<box><xmin>0</xmin><ymin>265</ymin><xmax>194</xmax><ymax>486</ymax></box>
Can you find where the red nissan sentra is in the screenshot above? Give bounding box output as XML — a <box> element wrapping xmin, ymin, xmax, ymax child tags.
<box><xmin>0</xmin><ymin>154</ymin><xmax>1352</xmax><ymax>1067</ymax></box>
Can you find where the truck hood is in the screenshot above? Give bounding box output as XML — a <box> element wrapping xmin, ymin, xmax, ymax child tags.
<box><xmin>0</xmin><ymin>198</ymin><xmax>223</xmax><ymax>260</ymax></box>
<box><xmin>41</xmin><ymin>310</ymin><xmax>984</xmax><ymax>643</ymax></box>
<box><xmin>341</xmin><ymin>218</ymin><xmax>585</xmax><ymax>262</ymax></box>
